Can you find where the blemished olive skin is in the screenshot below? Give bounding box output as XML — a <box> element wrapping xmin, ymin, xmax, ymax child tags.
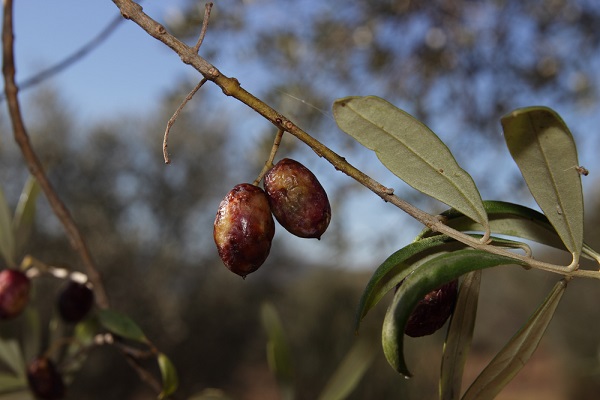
<box><xmin>263</xmin><ymin>158</ymin><xmax>331</xmax><ymax>239</ymax></box>
<box><xmin>27</xmin><ymin>356</ymin><xmax>66</xmax><ymax>400</ymax></box>
<box><xmin>214</xmin><ymin>183</ymin><xmax>275</xmax><ymax>277</ymax></box>
<box><xmin>0</xmin><ymin>269</ymin><xmax>31</xmax><ymax>320</ymax></box>
<box><xmin>403</xmin><ymin>279</ymin><xmax>458</xmax><ymax>337</ymax></box>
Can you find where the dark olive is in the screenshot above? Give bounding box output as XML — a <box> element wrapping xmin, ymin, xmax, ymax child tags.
<box><xmin>214</xmin><ymin>183</ymin><xmax>275</xmax><ymax>277</ymax></box>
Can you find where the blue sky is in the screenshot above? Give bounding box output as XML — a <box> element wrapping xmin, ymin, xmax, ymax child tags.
<box><xmin>9</xmin><ymin>1</ymin><xmax>191</xmax><ymax>122</ymax></box>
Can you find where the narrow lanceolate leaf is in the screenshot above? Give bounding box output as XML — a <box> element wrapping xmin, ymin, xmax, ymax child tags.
<box><xmin>502</xmin><ymin>107</ymin><xmax>584</xmax><ymax>265</ymax></box>
<box><xmin>0</xmin><ymin>188</ymin><xmax>16</xmax><ymax>268</ymax></box>
<box><xmin>158</xmin><ymin>353</ymin><xmax>179</xmax><ymax>400</ymax></box>
<box><xmin>261</xmin><ymin>302</ymin><xmax>294</xmax><ymax>400</ymax></box>
<box><xmin>356</xmin><ymin>235</ymin><xmax>527</xmax><ymax>331</ymax></box>
<box><xmin>440</xmin><ymin>270</ymin><xmax>481</xmax><ymax>400</ymax></box>
<box><xmin>415</xmin><ymin>200</ymin><xmax>599</xmax><ymax>263</ymax></box>
<box><xmin>462</xmin><ymin>279</ymin><xmax>567</xmax><ymax>400</ymax></box>
<box><xmin>0</xmin><ymin>338</ymin><xmax>26</xmax><ymax>377</ymax></box>
<box><xmin>333</xmin><ymin>96</ymin><xmax>488</xmax><ymax>234</ymax></box>
<box><xmin>382</xmin><ymin>250</ymin><xmax>526</xmax><ymax>377</ymax></box>
<box><xmin>12</xmin><ymin>176</ymin><xmax>40</xmax><ymax>255</ymax></box>
<box><xmin>97</xmin><ymin>309</ymin><xmax>148</xmax><ymax>343</ymax></box>
<box><xmin>317</xmin><ymin>338</ymin><xmax>376</xmax><ymax>400</ymax></box>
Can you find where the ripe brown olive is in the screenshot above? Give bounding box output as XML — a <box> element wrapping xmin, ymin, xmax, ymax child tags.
<box><xmin>263</xmin><ymin>158</ymin><xmax>331</xmax><ymax>239</ymax></box>
<box><xmin>214</xmin><ymin>183</ymin><xmax>275</xmax><ymax>277</ymax></box>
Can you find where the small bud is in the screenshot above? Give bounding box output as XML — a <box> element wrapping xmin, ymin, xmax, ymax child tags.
<box><xmin>214</xmin><ymin>184</ymin><xmax>275</xmax><ymax>277</ymax></box>
<box><xmin>264</xmin><ymin>158</ymin><xmax>331</xmax><ymax>239</ymax></box>
<box><xmin>0</xmin><ymin>269</ymin><xmax>31</xmax><ymax>320</ymax></box>
<box><xmin>57</xmin><ymin>281</ymin><xmax>94</xmax><ymax>323</ymax></box>
<box><xmin>402</xmin><ymin>279</ymin><xmax>458</xmax><ymax>337</ymax></box>
<box><xmin>27</xmin><ymin>356</ymin><xmax>65</xmax><ymax>400</ymax></box>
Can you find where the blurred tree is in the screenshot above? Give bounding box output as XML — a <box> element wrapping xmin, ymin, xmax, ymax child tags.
<box><xmin>168</xmin><ymin>0</ymin><xmax>600</xmax><ymax>195</ymax></box>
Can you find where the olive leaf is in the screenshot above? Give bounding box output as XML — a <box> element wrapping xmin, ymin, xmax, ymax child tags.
<box><xmin>97</xmin><ymin>309</ymin><xmax>148</xmax><ymax>343</ymax></box>
<box><xmin>382</xmin><ymin>250</ymin><xmax>526</xmax><ymax>377</ymax></box>
<box><xmin>356</xmin><ymin>235</ymin><xmax>527</xmax><ymax>331</ymax></box>
<box><xmin>0</xmin><ymin>373</ymin><xmax>27</xmax><ymax>394</ymax></box>
<box><xmin>0</xmin><ymin>187</ymin><xmax>16</xmax><ymax>268</ymax></box>
<box><xmin>0</xmin><ymin>338</ymin><xmax>26</xmax><ymax>378</ymax></box>
<box><xmin>502</xmin><ymin>107</ymin><xmax>584</xmax><ymax>267</ymax></box>
<box><xmin>415</xmin><ymin>200</ymin><xmax>600</xmax><ymax>264</ymax></box>
<box><xmin>440</xmin><ymin>270</ymin><xmax>481</xmax><ymax>400</ymax></box>
<box><xmin>317</xmin><ymin>338</ymin><xmax>376</xmax><ymax>400</ymax></box>
<box><xmin>12</xmin><ymin>176</ymin><xmax>40</xmax><ymax>256</ymax></box>
<box><xmin>261</xmin><ymin>302</ymin><xmax>294</xmax><ymax>400</ymax></box>
<box><xmin>461</xmin><ymin>279</ymin><xmax>567</xmax><ymax>400</ymax></box>
<box><xmin>158</xmin><ymin>352</ymin><xmax>179</xmax><ymax>400</ymax></box>
<box><xmin>333</xmin><ymin>96</ymin><xmax>488</xmax><ymax>236</ymax></box>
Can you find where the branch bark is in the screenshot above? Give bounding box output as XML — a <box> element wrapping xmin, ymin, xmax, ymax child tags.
<box><xmin>110</xmin><ymin>0</ymin><xmax>597</xmax><ymax>279</ymax></box>
<box><xmin>2</xmin><ymin>0</ymin><xmax>109</xmax><ymax>308</ymax></box>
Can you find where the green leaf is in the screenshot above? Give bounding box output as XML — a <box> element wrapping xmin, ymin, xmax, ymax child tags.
<box><xmin>158</xmin><ymin>353</ymin><xmax>179</xmax><ymax>400</ymax></box>
<box><xmin>502</xmin><ymin>107</ymin><xmax>584</xmax><ymax>266</ymax></box>
<box><xmin>12</xmin><ymin>176</ymin><xmax>40</xmax><ymax>256</ymax></box>
<box><xmin>0</xmin><ymin>373</ymin><xmax>27</xmax><ymax>394</ymax></box>
<box><xmin>261</xmin><ymin>302</ymin><xmax>294</xmax><ymax>400</ymax></box>
<box><xmin>333</xmin><ymin>96</ymin><xmax>488</xmax><ymax>235</ymax></box>
<box><xmin>461</xmin><ymin>279</ymin><xmax>567</xmax><ymax>400</ymax></box>
<box><xmin>356</xmin><ymin>234</ymin><xmax>527</xmax><ymax>331</ymax></box>
<box><xmin>0</xmin><ymin>339</ymin><xmax>25</xmax><ymax>378</ymax></box>
<box><xmin>317</xmin><ymin>338</ymin><xmax>376</xmax><ymax>400</ymax></box>
<box><xmin>355</xmin><ymin>235</ymin><xmax>465</xmax><ymax>331</ymax></box>
<box><xmin>440</xmin><ymin>270</ymin><xmax>481</xmax><ymax>400</ymax></box>
<box><xmin>21</xmin><ymin>308</ymin><xmax>42</xmax><ymax>364</ymax></box>
<box><xmin>382</xmin><ymin>250</ymin><xmax>527</xmax><ymax>377</ymax></box>
<box><xmin>415</xmin><ymin>200</ymin><xmax>600</xmax><ymax>264</ymax></box>
<box><xmin>0</xmin><ymin>187</ymin><xmax>16</xmax><ymax>268</ymax></box>
<box><xmin>97</xmin><ymin>309</ymin><xmax>147</xmax><ymax>343</ymax></box>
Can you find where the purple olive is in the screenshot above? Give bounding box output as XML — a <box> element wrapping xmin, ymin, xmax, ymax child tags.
<box><xmin>214</xmin><ymin>183</ymin><xmax>275</xmax><ymax>277</ymax></box>
<box><xmin>0</xmin><ymin>269</ymin><xmax>31</xmax><ymax>320</ymax></box>
<box><xmin>403</xmin><ymin>279</ymin><xmax>458</xmax><ymax>337</ymax></box>
<box><xmin>264</xmin><ymin>158</ymin><xmax>331</xmax><ymax>239</ymax></box>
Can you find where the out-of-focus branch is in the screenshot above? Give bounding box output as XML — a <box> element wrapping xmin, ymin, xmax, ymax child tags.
<box><xmin>2</xmin><ymin>0</ymin><xmax>109</xmax><ymax>308</ymax></box>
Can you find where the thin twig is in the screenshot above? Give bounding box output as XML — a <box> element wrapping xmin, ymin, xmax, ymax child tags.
<box><xmin>110</xmin><ymin>0</ymin><xmax>600</xmax><ymax>279</ymax></box>
<box><xmin>163</xmin><ymin>78</ymin><xmax>208</xmax><ymax>164</ymax></box>
<box><xmin>253</xmin><ymin>129</ymin><xmax>284</xmax><ymax>185</ymax></box>
<box><xmin>193</xmin><ymin>2</ymin><xmax>214</xmax><ymax>53</ymax></box>
<box><xmin>2</xmin><ymin>0</ymin><xmax>109</xmax><ymax>308</ymax></box>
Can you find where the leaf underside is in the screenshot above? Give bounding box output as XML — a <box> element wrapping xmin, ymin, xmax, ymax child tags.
<box><xmin>333</xmin><ymin>96</ymin><xmax>488</xmax><ymax>232</ymax></box>
<box><xmin>461</xmin><ymin>279</ymin><xmax>567</xmax><ymax>400</ymax></box>
<box><xmin>502</xmin><ymin>107</ymin><xmax>583</xmax><ymax>262</ymax></box>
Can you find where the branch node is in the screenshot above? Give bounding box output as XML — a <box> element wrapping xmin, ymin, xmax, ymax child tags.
<box><xmin>155</xmin><ymin>24</ymin><xmax>166</xmax><ymax>35</ymax></box>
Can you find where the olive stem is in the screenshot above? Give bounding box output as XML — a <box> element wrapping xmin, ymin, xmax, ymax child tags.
<box><xmin>253</xmin><ymin>128</ymin><xmax>284</xmax><ymax>185</ymax></box>
<box><xmin>110</xmin><ymin>0</ymin><xmax>600</xmax><ymax>280</ymax></box>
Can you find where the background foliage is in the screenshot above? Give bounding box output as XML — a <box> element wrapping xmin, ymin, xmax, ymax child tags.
<box><xmin>2</xmin><ymin>0</ymin><xmax>600</xmax><ymax>399</ymax></box>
